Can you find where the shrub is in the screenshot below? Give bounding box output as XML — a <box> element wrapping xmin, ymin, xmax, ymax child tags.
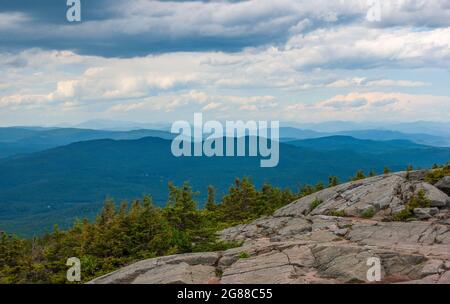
<box><xmin>215</xmin><ymin>268</ymin><xmax>223</xmax><ymax>277</ymax></box>
<box><xmin>309</xmin><ymin>198</ymin><xmax>323</xmax><ymax>211</ymax></box>
<box><xmin>351</xmin><ymin>170</ymin><xmax>366</xmax><ymax>181</ymax></box>
<box><xmin>361</xmin><ymin>207</ymin><xmax>376</xmax><ymax>219</ymax></box>
<box><xmin>238</xmin><ymin>252</ymin><xmax>250</xmax><ymax>259</ymax></box>
<box><xmin>425</xmin><ymin>166</ymin><xmax>450</xmax><ymax>184</ymax></box>
<box><xmin>315</xmin><ymin>182</ymin><xmax>325</xmax><ymax>192</ymax></box>
<box><xmin>328</xmin><ymin>176</ymin><xmax>339</xmax><ymax>187</ymax></box>
<box><xmin>329</xmin><ymin>209</ymin><xmax>347</xmax><ymax>217</ymax></box>
<box><xmin>393</xmin><ymin>190</ymin><xmax>431</xmax><ymax>222</ymax></box>
<box><xmin>392</xmin><ymin>209</ymin><xmax>413</xmax><ymax>222</ymax></box>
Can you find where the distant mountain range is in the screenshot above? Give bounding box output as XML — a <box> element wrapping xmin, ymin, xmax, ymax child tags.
<box><xmin>60</xmin><ymin>119</ymin><xmax>450</xmax><ymax>136</ymax></box>
<box><xmin>285</xmin><ymin>136</ymin><xmax>427</xmax><ymax>153</ymax></box>
<box><xmin>0</xmin><ymin>127</ymin><xmax>175</xmax><ymax>158</ymax></box>
<box><xmin>1</xmin><ymin>124</ymin><xmax>449</xmax><ymax>159</ymax></box>
<box><xmin>283</xmin><ymin>120</ymin><xmax>450</xmax><ymax>137</ymax></box>
<box><xmin>279</xmin><ymin>128</ymin><xmax>450</xmax><ymax>147</ymax></box>
<box><xmin>1</xmin><ymin>134</ymin><xmax>449</xmax><ymax>236</ymax></box>
<box><xmin>333</xmin><ymin>130</ymin><xmax>450</xmax><ymax>147</ymax></box>
<box><xmin>48</xmin><ymin>119</ymin><xmax>171</xmax><ymax>131</ymax></box>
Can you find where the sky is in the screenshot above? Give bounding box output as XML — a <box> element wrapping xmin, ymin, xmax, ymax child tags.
<box><xmin>0</xmin><ymin>0</ymin><xmax>450</xmax><ymax>126</ymax></box>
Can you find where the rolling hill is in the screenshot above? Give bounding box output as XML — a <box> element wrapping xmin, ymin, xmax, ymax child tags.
<box><xmin>2</xmin><ymin>125</ymin><xmax>450</xmax><ymax>160</ymax></box>
<box><xmin>334</xmin><ymin>130</ymin><xmax>450</xmax><ymax>147</ymax></box>
<box><xmin>0</xmin><ymin>127</ymin><xmax>175</xmax><ymax>158</ymax></box>
<box><xmin>0</xmin><ymin>135</ymin><xmax>449</xmax><ymax>236</ymax></box>
<box><xmin>285</xmin><ymin>136</ymin><xmax>427</xmax><ymax>153</ymax></box>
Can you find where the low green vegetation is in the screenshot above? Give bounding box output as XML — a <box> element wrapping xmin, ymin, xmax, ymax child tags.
<box><xmin>315</xmin><ymin>182</ymin><xmax>325</xmax><ymax>192</ymax></box>
<box><xmin>425</xmin><ymin>164</ymin><xmax>450</xmax><ymax>184</ymax></box>
<box><xmin>329</xmin><ymin>209</ymin><xmax>347</xmax><ymax>217</ymax></box>
<box><xmin>348</xmin><ymin>169</ymin><xmax>377</xmax><ymax>181</ymax></box>
<box><xmin>309</xmin><ymin>198</ymin><xmax>323</xmax><ymax>211</ymax></box>
<box><xmin>0</xmin><ymin>178</ymin><xmax>303</xmax><ymax>284</ymax></box>
<box><xmin>328</xmin><ymin>176</ymin><xmax>339</xmax><ymax>187</ymax></box>
<box><xmin>360</xmin><ymin>207</ymin><xmax>376</xmax><ymax>219</ymax></box>
<box><xmin>351</xmin><ymin>170</ymin><xmax>366</xmax><ymax>181</ymax></box>
<box><xmin>393</xmin><ymin>190</ymin><xmax>431</xmax><ymax>222</ymax></box>
<box><xmin>1</xmin><ymin>164</ymin><xmax>446</xmax><ymax>284</ymax></box>
<box><xmin>238</xmin><ymin>252</ymin><xmax>251</xmax><ymax>259</ymax></box>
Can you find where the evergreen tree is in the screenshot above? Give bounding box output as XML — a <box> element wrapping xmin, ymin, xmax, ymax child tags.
<box><xmin>351</xmin><ymin>170</ymin><xmax>366</xmax><ymax>181</ymax></box>
<box><xmin>5</xmin><ymin>168</ymin><xmax>434</xmax><ymax>284</ymax></box>
<box><xmin>299</xmin><ymin>184</ymin><xmax>314</xmax><ymax>196</ymax></box>
<box><xmin>205</xmin><ymin>185</ymin><xmax>216</xmax><ymax>211</ymax></box>
<box><xmin>315</xmin><ymin>182</ymin><xmax>325</xmax><ymax>192</ymax></box>
<box><xmin>328</xmin><ymin>176</ymin><xmax>339</xmax><ymax>187</ymax></box>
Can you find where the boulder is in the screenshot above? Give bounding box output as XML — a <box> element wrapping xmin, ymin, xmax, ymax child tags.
<box><xmin>439</xmin><ymin>271</ymin><xmax>450</xmax><ymax>283</ymax></box>
<box><xmin>406</xmin><ymin>170</ymin><xmax>428</xmax><ymax>181</ymax></box>
<box><xmin>88</xmin><ymin>252</ymin><xmax>220</xmax><ymax>284</ymax></box>
<box><xmin>435</xmin><ymin>176</ymin><xmax>450</xmax><ymax>196</ymax></box>
<box><xmin>132</xmin><ymin>263</ymin><xmax>216</xmax><ymax>284</ymax></box>
<box><xmin>162</xmin><ymin>252</ymin><xmax>219</xmax><ymax>266</ymax></box>
<box><xmin>312</xmin><ymin>245</ymin><xmax>377</xmax><ymax>283</ymax></box>
<box><xmin>445</xmin><ymin>261</ymin><xmax>450</xmax><ymax>270</ymax></box>
<box><xmin>221</xmin><ymin>250</ymin><xmax>300</xmax><ymax>284</ymax></box>
<box><xmin>419</xmin><ymin>182</ymin><xmax>450</xmax><ymax>207</ymax></box>
<box><xmin>334</xmin><ymin>228</ymin><xmax>349</xmax><ymax>237</ymax></box>
<box><xmin>274</xmin><ymin>174</ymin><xmax>437</xmax><ymax>219</ymax></box>
<box><xmin>414</xmin><ymin>207</ymin><xmax>440</xmax><ymax>220</ymax></box>
<box><xmin>420</xmin><ymin>260</ymin><xmax>444</xmax><ymax>276</ymax></box>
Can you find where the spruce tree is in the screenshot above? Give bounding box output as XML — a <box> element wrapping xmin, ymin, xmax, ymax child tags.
<box><xmin>205</xmin><ymin>185</ymin><xmax>216</xmax><ymax>211</ymax></box>
<box><xmin>328</xmin><ymin>176</ymin><xmax>339</xmax><ymax>187</ymax></box>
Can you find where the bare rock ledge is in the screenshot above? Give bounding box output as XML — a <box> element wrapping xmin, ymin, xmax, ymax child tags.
<box><xmin>89</xmin><ymin>171</ymin><xmax>450</xmax><ymax>284</ymax></box>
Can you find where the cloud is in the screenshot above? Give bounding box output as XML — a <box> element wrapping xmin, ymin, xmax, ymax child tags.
<box><xmin>326</xmin><ymin>78</ymin><xmax>428</xmax><ymax>88</ymax></box>
<box><xmin>1</xmin><ymin>0</ymin><xmax>450</xmax><ymax>56</ymax></box>
<box><xmin>285</xmin><ymin>26</ymin><xmax>450</xmax><ymax>70</ymax></box>
<box><xmin>323</xmin><ymin>98</ymin><xmax>368</xmax><ymax>109</ymax></box>
<box><xmin>202</xmin><ymin>102</ymin><xmax>222</xmax><ymax>112</ymax></box>
<box><xmin>107</xmin><ymin>91</ymin><xmax>277</xmax><ymax>115</ymax></box>
<box><xmin>285</xmin><ymin>92</ymin><xmax>450</xmax><ymax>122</ymax></box>
<box><xmin>0</xmin><ymin>12</ymin><xmax>29</xmax><ymax>29</ymax></box>
<box><xmin>0</xmin><ymin>93</ymin><xmax>52</xmax><ymax>109</ymax></box>
<box><xmin>0</xmin><ymin>40</ymin><xmax>448</xmax><ymax>124</ymax></box>
<box><xmin>371</xmin><ymin>98</ymin><xmax>399</xmax><ymax>107</ymax></box>
<box><xmin>0</xmin><ymin>50</ymin><xmax>203</xmax><ymax>108</ymax></box>
<box><xmin>1</xmin><ymin>2</ymin><xmax>450</xmax><ymax>125</ymax></box>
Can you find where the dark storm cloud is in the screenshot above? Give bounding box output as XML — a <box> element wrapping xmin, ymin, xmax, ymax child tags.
<box><xmin>0</xmin><ymin>0</ymin><xmax>355</xmax><ymax>57</ymax></box>
<box><xmin>0</xmin><ymin>0</ymin><xmax>450</xmax><ymax>58</ymax></box>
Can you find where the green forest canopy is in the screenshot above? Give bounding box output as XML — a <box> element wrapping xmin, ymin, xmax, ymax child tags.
<box><xmin>1</xmin><ymin>165</ymin><xmax>448</xmax><ymax>284</ymax></box>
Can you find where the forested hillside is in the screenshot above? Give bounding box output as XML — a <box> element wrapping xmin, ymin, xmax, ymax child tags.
<box><xmin>1</xmin><ymin>165</ymin><xmax>448</xmax><ymax>284</ymax></box>
<box><xmin>1</xmin><ymin>136</ymin><xmax>450</xmax><ymax>236</ymax></box>
<box><xmin>0</xmin><ymin>178</ymin><xmax>299</xmax><ymax>283</ymax></box>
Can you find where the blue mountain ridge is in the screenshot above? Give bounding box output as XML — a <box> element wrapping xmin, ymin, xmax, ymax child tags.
<box><xmin>0</xmin><ymin>135</ymin><xmax>449</xmax><ymax>236</ymax></box>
